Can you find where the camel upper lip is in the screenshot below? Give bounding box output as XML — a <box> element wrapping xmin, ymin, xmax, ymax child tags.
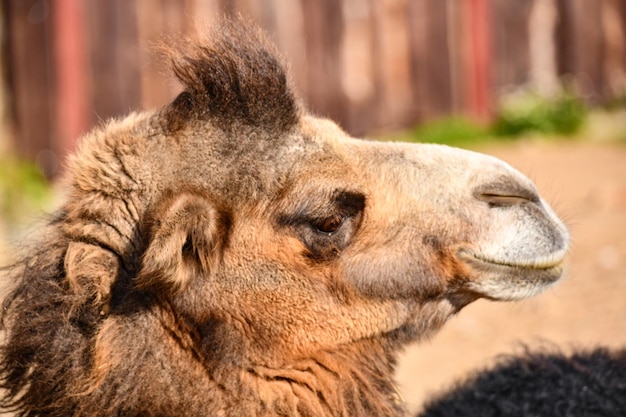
<box><xmin>458</xmin><ymin>249</ymin><xmax>567</xmax><ymax>270</ymax></box>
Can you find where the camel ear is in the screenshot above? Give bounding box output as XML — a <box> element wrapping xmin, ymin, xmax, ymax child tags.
<box><xmin>138</xmin><ymin>192</ymin><xmax>223</xmax><ymax>293</ymax></box>
<box><xmin>65</xmin><ymin>241</ymin><xmax>120</xmax><ymax>315</ymax></box>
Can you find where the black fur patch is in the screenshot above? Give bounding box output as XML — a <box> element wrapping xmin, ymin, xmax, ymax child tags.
<box><xmin>419</xmin><ymin>347</ymin><xmax>626</xmax><ymax>417</ymax></box>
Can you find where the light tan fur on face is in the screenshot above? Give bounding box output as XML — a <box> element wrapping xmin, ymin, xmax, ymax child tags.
<box><xmin>0</xmin><ymin>19</ymin><xmax>568</xmax><ymax>417</ymax></box>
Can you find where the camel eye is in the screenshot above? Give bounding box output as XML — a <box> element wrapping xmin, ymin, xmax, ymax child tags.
<box><xmin>314</xmin><ymin>215</ymin><xmax>344</xmax><ymax>235</ymax></box>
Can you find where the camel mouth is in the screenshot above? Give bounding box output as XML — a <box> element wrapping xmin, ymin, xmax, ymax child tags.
<box><xmin>459</xmin><ymin>249</ymin><xmax>567</xmax><ymax>271</ymax></box>
<box><xmin>457</xmin><ymin>249</ymin><xmax>566</xmax><ymax>300</ymax></box>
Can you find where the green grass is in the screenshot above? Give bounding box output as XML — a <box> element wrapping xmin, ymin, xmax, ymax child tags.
<box><xmin>405</xmin><ymin>117</ymin><xmax>492</xmax><ymax>146</ymax></box>
<box><xmin>387</xmin><ymin>117</ymin><xmax>496</xmax><ymax>148</ymax></box>
<box><xmin>0</xmin><ymin>156</ymin><xmax>52</xmax><ymax>226</ymax></box>
<box><xmin>493</xmin><ymin>89</ymin><xmax>587</xmax><ymax>137</ymax></box>
<box><xmin>392</xmin><ymin>89</ymin><xmax>589</xmax><ymax>147</ymax></box>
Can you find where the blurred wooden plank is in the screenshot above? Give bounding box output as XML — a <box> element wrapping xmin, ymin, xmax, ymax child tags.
<box><xmin>86</xmin><ymin>0</ymin><xmax>141</xmax><ymax>121</ymax></box>
<box><xmin>136</xmin><ymin>0</ymin><xmax>194</xmax><ymax>109</ymax></box>
<box><xmin>602</xmin><ymin>0</ymin><xmax>626</xmax><ymax>96</ymax></box>
<box><xmin>301</xmin><ymin>0</ymin><xmax>348</xmax><ymax>129</ymax></box>
<box><xmin>227</xmin><ymin>0</ymin><xmax>262</xmax><ymax>23</ymax></box>
<box><xmin>528</xmin><ymin>0</ymin><xmax>559</xmax><ymax>95</ymax></box>
<box><xmin>407</xmin><ymin>0</ymin><xmax>453</xmax><ymax>122</ymax></box>
<box><xmin>446</xmin><ymin>0</ymin><xmax>465</xmax><ymax>115</ymax></box>
<box><xmin>0</xmin><ymin>3</ymin><xmax>9</xmax><ymax>154</ymax></box>
<box><xmin>52</xmin><ymin>0</ymin><xmax>90</xmax><ymax>166</ymax></box>
<box><xmin>373</xmin><ymin>0</ymin><xmax>414</xmax><ymax>130</ymax></box>
<box><xmin>341</xmin><ymin>0</ymin><xmax>376</xmax><ymax>134</ymax></box>
<box><xmin>4</xmin><ymin>0</ymin><xmax>57</xmax><ymax>176</ymax></box>
<box><xmin>224</xmin><ymin>0</ymin><xmax>279</xmax><ymax>40</ymax></box>
<box><xmin>269</xmin><ymin>0</ymin><xmax>307</xmax><ymax>97</ymax></box>
<box><xmin>491</xmin><ymin>0</ymin><xmax>532</xmax><ymax>92</ymax></box>
<box><xmin>190</xmin><ymin>0</ymin><xmax>221</xmax><ymax>26</ymax></box>
<box><xmin>466</xmin><ymin>0</ymin><xmax>491</xmax><ymax>123</ymax></box>
<box><xmin>406</xmin><ymin>0</ymin><xmax>428</xmax><ymax>122</ymax></box>
<box><xmin>428</xmin><ymin>0</ymin><xmax>454</xmax><ymax>119</ymax></box>
<box><xmin>555</xmin><ymin>0</ymin><xmax>576</xmax><ymax>78</ymax></box>
<box><xmin>569</xmin><ymin>0</ymin><xmax>605</xmax><ymax>103</ymax></box>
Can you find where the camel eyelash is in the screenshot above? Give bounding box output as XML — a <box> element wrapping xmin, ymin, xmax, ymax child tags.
<box><xmin>276</xmin><ymin>190</ymin><xmax>365</xmax><ymax>229</ymax></box>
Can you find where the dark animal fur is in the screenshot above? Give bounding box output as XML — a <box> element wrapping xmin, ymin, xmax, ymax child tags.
<box><xmin>418</xmin><ymin>348</ymin><xmax>626</xmax><ymax>417</ymax></box>
<box><xmin>163</xmin><ymin>19</ymin><xmax>301</xmax><ymax>133</ymax></box>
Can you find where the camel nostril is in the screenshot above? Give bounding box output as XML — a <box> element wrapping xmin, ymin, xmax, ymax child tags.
<box><xmin>473</xmin><ymin>178</ymin><xmax>540</xmax><ymax>208</ymax></box>
<box><xmin>478</xmin><ymin>193</ymin><xmax>535</xmax><ymax>207</ymax></box>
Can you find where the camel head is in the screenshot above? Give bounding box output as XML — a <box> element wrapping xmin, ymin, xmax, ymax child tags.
<box><xmin>1</xmin><ymin>19</ymin><xmax>569</xmax><ymax>417</ymax></box>
<box><xmin>64</xmin><ymin>18</ymin><xmax>568</xmax><ymax>371</ymax></box>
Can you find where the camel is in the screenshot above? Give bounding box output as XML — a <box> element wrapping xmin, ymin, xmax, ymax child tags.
<box><xmin>0</xmin><ymin>20</ymin><xmax>569</xmax><ymax>417</ymax></box>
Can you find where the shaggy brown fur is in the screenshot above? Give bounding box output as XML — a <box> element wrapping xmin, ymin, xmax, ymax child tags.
<box><xmin>0</xmin><ymin>19</ymin><xmax>569</xmax><ymax>417</ymax></box>
<box><xmin>163</xmin><ymin>22</ymin><xmax>300</xmax><ymax>134</ymax></box>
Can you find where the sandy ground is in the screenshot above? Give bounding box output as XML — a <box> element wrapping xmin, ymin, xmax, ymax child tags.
<box><xmin>395</xmin><ymin>139</ymin><xmax>626</xmax><ymax>413</ymax></box>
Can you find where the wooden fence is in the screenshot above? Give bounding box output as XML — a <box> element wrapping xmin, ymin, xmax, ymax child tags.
<box><xmin>2</xmin><ymin>0</ymin><xmax>626</xmax><ymax>177</ymax></box>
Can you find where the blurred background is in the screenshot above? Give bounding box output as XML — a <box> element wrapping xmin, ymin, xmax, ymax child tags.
<box><xmin>0</xmin><ymin>0</ymin><xmax>625</xmax><ymax>414</ymax></box>
<box><xmin>2</xmin><ymin>0</ymin><xmax>626</xmax><ymax>176</ymax></box>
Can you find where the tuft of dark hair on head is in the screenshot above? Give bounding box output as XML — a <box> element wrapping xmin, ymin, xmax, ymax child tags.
<box><xmin>162</xmin><ymin>16</ymin><xmax>301</xmax><ymax>134</ymax></box>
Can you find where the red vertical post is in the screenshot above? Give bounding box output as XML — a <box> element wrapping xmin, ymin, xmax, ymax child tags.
<box><xmin>467</xmin><ymin>0</ymin><xmax>491</xmax><ymax>123</ymax></box>
<box><xmin>52</xmin><ymin>0</ymin><xmax>89</xmax><ymax>172</ymax></box>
